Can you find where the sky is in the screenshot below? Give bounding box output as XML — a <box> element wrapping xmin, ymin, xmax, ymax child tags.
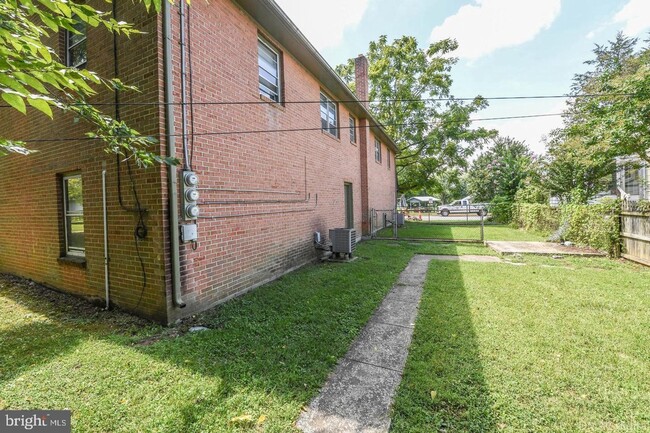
<box><xmin>274</xmin><ymin>0</ymin><xmax>650</xmax><ymax>155</ymax></box>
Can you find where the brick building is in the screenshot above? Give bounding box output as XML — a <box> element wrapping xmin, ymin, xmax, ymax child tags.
<box><xmin>0</xmin><ymin>0</ymin><xmax>398</xmax><ymax>323</ymax></box>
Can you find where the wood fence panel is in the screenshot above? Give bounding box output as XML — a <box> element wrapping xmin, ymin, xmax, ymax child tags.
<box><xmin>621</xmin><ymin>211</ymin><xmax>650</xmax><ymax>266</ymax></box>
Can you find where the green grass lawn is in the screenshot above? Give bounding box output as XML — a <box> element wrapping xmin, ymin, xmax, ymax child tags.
<box><xmin>0</xmin><ymin>241</ymin><xmax>485</xmax><ymax>433</ymax></box>
<box><xmin>377</xmin><ymin>221</ymin><xmax>547</xmax><ymax>242</ymax></box>
<box><xmin>391</xmin><ymin>255</ymin><xmax>650</xmax><ymax>432</ymax></box>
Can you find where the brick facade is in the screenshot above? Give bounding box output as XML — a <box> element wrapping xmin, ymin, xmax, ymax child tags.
<box><xmin>0</xmin><ymin>0</ymin><xmax>397</xmax><ymax>323</ymax></box>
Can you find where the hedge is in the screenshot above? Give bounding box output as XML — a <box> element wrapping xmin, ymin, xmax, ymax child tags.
<box><xmin>512</xmin><ymin>201</ymin><xmax>621</xmax><ymax>257</ymax></box>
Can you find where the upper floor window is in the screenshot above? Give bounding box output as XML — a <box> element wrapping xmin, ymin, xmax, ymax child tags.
<box><xmin>375</xmin><ymin>139</ymin><xmax>382</xmax><ymax>163</ymax></box>
<box><xmin>320</xmin><ymin>92</ymin><xmax>338</xmax><ymax>137</ymax></box>
<box><xmin>258</xmin><ymin>38</ymin><xmax>281</xmax><ymax>102</ymax></box>
<box><xmin>349</xmin><ymin>116</ymin><xmax>357</xmax><ymax>143</ymax></box>
<box><xmin>66</xmin><ymin>19</ymin><xmax>87</xmax><ymax>69</ymax></box>
<box><xmin>63</xmin><ymin>175</ymin><xmax>85</xmax><ymax>256</ymax></box>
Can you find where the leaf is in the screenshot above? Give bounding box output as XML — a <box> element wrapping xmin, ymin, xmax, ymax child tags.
<box><xmin>28</xmin><ymin>97</ymin><xmax>53</xmax><ymax>118</ymax></box>
<box><xmin>2</xmin><ymin>93</ymin><xmax>26</xmax><ymax>114</ymax></box>
<box><xmin>257</xmin><ymin>415</ymin><xmax>267</xmax><ymax>425</ymax></box>
<box><xmin>430</xmin><ymin>390</ymin><xmax>437</xmax><ymax>400</ymax></box>
<box><xmin>0</xmin><ymin>73</ymin><xmax>29</xmax><ymax>95</ymax></box>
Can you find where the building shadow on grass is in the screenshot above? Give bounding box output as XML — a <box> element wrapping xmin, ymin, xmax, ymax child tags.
<box><xmin>390</xmin><ymin>244</ymin><xmax>497</xmax><ymax>432</ymax></box>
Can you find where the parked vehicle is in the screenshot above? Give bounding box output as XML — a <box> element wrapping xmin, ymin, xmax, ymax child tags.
<box><xmin>438</xmin><ymin>196</ymin><xmax>488</xmax><ymax>217</ymax></box>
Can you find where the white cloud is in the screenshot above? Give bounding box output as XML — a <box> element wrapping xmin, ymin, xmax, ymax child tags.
<box><xmin>274</xmin><ymin>0</ymin><xmax>369</xmax><ymax>50</ymax></box>
<box><xmin>613</xmin><ymin>0</ymin><xmax>650</xmax><ymax>36</ymax></box>
<box><xmin>429</xmin><ymin>0</ymin><xmax>561</xmax><ymax>61</ymax></box>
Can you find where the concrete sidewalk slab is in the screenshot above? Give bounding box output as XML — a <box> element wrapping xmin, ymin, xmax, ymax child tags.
<box><xmin>297</xmin><ymin>255</ymin><xmax>433</xmax><ymax>433</ymax></box>
<box><xmin>487</xmin><ymin>241</ymin><xmax>604</xmax><ymax>256</ymax></box>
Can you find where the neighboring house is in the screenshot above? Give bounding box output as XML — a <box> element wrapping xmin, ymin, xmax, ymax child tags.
<box><xmin>407</xmin><ymin>196</ymin><xmax>441</xmax><ymax>208</ymax></box>
<box><xmin>616</xmin><ymin>157</ymin><xmax>649</xmax><ymax>201</ymax></box>
<box><xmin>0</xmin><ymin>0</ymin><xmax>398</xmax><ymax>323</ymax></box>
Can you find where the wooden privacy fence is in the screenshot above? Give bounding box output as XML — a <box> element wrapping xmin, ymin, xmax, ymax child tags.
<box><xmin>620</xmin><ymin>206</ymin><xmax>650</xmax><ymax>266</ymax></box>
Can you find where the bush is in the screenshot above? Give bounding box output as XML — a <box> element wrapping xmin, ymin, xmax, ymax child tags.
<box><xmin>512</xmin><ymin>203</ymin><xmax>559</xmax><ymax>233</ymax></box>
<box><xmin>512</xmin><ymin>201</ymin><xmax>621</xmax><ymax>257</ymax></box>
<box><xmin>489</xmin><ymin>196</ymin><xmax>513</xmax><ymax>223</ymax></box>
<box><xmin>560</xmin><ymin>200</ymin><xmax>621</xmax><ymax>257</ymax></box>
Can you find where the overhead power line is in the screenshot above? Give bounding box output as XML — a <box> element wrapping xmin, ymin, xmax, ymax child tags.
<box><xmin>0</xmin><ymin>92</ymin><xmax>635</xmax><ymax>109</ymax></box>
<box><xmin>13</xmin><ymin>112</ymin><xmax>564</xmax><ymax>144</ymax></box>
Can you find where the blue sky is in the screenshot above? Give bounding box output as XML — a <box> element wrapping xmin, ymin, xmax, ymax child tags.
<box><xmin>275</xmin><ymin>0</ymin><xmax>650</xmax><ymax>154</ymax></box>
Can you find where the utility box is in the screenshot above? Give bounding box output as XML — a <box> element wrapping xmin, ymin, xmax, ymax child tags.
<box><xmin>329</xmin><ymin>228</ymin><xmax>356</xmax><ymax>256</ymax></box>
<box><xmin>180</xmin><ymin>223</ymin><xmax>198</xmax><ymax>243</ymax></box>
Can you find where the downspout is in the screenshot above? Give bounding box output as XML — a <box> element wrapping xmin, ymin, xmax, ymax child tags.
<box><xmin>178</xmin><ymin>0</ymin><xmax>191</xmax><ymax>170</ymax></box>
<box><xmin>163</xmin><ymin>1</ymin><xmax>186</xmax><ymax>308</ymax></box>
<box><xmin>102</xmin><ymin>165</ymin><xmax>110</xmax><ymax>309</ymax></box>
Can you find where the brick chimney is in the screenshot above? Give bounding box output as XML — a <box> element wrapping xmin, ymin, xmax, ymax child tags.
<box><xmin>354</xmin><ymin>54</ymin><xmax>369</xmax><ymax>108</ymax></box>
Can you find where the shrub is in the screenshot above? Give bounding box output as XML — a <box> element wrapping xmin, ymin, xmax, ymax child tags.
<box><xmin>512</xmin><ymin>203</ymin><xmax>559</xmax><ymax>233</ymax></box>
<box><xmin>489</xmin><ymin>196</ymin><xmax>513</xmax><ymax>223</ymax></box>
<box><xmin>560</xmin><ymin>200</ymin><xmax>621</xmax><ymax>257</ymax></box>
<box><xmin>512</xmin><ymin>201</ymin><xmax>621</xmax><ymax>257</ymax></box>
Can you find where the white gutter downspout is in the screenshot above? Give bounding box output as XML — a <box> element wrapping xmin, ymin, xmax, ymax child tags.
<box><xmin>102</xmin><ymin>164</ymin><xmax>110</xmax><ymax>309</ymax></box>
<box><xmin>163</xmin><ymin>1</ymin><xmax>186</xmax><ymax>308</ymax></box>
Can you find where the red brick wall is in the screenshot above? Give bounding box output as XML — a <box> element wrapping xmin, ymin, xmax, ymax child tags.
<box><xmin>0</xmin><ymin>0</ymin><xmax>397</xmax><ymax>323</ymax></box>
<box><xmin>368</xmin><ymin>133</ymin><xmax>397</xmax><ymax>218</ymax></box>
<box><xmin>165</xmin><ymin>0</ymin><xmax>373</xmax><ymax>320</ymax></box>
<box><xmin>0</xmin><ymin>1</ymin><xmax>169</xmax><ymax>322</ymax></box>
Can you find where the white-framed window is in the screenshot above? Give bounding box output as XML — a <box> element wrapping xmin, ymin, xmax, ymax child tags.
<box><xmin>320</xmin><ymin>92</ymin><xmax>338</xmax><ymax>137</ymax></box>
<box><xmin>63</xmin><ymin>174</ymin><xmax>85</xmax><ymax>256</ymax></box>
<box><xmin>375</xmin><ymin>139</ymin><xmax>382</xmax><ymax>163</ymax></box>
<box><xmin>65</xmin><ymin>19</ymin><xmax>87</xmax><ymax>69</ymax></box>
<box><xmin>349</xmin><ymin>116</ymin><xmax>356</xmax><ymax>143</ymax></box>
<box><xmin>258</xmin><ymin>38</ymin><xmax>281</xmax><ymax>102</ymax></box>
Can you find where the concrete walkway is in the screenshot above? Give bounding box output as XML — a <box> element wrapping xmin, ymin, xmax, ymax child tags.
<box><xmin>486</xmin><ymin>241</ymin><xmax>604</xmax><ymax>256</ymax></box>
<box><xmin>297</xmin><ymin>255</ymin><xmax>433</xmax><ymax>433</ymax></box>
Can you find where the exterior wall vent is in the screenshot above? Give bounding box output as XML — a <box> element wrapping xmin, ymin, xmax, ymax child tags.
<box><xmin>329</xmin><ymin>228</ymin><xmax>356</xmax><ymax>256</ymax></box>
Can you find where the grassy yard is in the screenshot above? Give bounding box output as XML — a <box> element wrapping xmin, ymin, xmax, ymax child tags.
<box><xmin>377</xmin><ymin>221</ymin><xmax>547</xmax><ymax>241</ymax></box>
<box><xmin>391</xmin><ymin>255</ymin><xmax>650</xmax><ymax>432</ymax></box>
<box><xmin>0</xmin><ymin>241</ymin><xmax>485</xmax><ymax>433</ymax></box>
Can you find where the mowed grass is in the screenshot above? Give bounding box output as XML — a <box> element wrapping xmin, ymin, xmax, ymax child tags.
<box><xmin>391</xmin><ymin>255</ymin><xmax>650</xmax><ymax>432</ymax></box>
<box><xmin>378</xmin><ymin>221</ymin><xmax>547</xmax><ymax>241</ymax></box>
<box><xmin>0</xmin><ymin>241</ymin><xmax>485</xmax><ymax>433</ymax></box>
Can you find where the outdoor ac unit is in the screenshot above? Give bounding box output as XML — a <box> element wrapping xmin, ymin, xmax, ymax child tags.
<box><xmin>329</xmin><ymin>228</ymin><xmax>356</xmax><ymax>255</ymax></box>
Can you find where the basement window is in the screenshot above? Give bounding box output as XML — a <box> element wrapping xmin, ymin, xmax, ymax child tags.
<box><xmin>63</xmin><ymin>175</ymin><xmax>85</xmax><ymax>256</ymax></box>
<box><xmin>258</xmin><ymin>38</ymin><xmax>281</xmax><ymax>102</ymax></box>
<box><xmin>320</xmin><ymin>92</ymin><xmax>338</xmax><ymax>137</ymax></box>
<box><xmin>65</xmin><ymin>19</ymin><xmax>87</xmax><ymax>69</ymax></box>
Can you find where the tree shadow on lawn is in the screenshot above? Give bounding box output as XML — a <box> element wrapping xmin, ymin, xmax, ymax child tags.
<box><xmin>391</xmin><ymin>247</ymin><xmax>498</xmax><ymax>432</ymax></box>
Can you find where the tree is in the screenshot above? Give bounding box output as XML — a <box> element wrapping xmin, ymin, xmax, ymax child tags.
<box><xmin>0</xmin><ymin>0</ymin><xmax>174</xmax><ymax>166</ymax></box>
<box><xmin>544</xmin><ymin>129</ymin><xmax>615</xmax><ymax>203</ymax></box>
<box><xmin>336</xmin><ymin>35</ymin><xmax>495</xmax><ymax>194</ymax></box>
<box><xmin>467</xmin><ymin>136</ymin><xmax>535</xmax><ymax>203</ymax></box>
<box><xmin>567</xmin><ymin>33</ymin><xmax>650</xmax><ymax>165</ymax></box>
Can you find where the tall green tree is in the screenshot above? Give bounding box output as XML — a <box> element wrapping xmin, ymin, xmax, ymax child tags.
<box><xmin>336</xmin><ymin>35</ymin><xmax>495</xmax><ymax>194</ymax></box>
<box><xmin>0</xmin><ymin>0</ymin><xmax>174</xmax><ymax>166</ymax></box>
<box><xmin>467</xmin><ymin>136</ymin><xmax>535</xmax><ymax>202</ymax></box>
<box><xmin>544</xmin><ymin>129</ymin><xmax>615</xmax><ymax>203</ymax></box>
<box><xmin>567</xmin><ymin>33</ymin><xmax>650</xmax><ymax>165</ymax></box>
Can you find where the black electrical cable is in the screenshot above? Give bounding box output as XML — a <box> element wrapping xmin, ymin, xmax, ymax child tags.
<box><xmin>13</xmin><ymin>112</ymin><xmax>565</xmax><ymax>144</ymax></box>
<box><xmin>113</xmin><ymin>0</ymin><xmax>148</xmax><ymax>307</ymax></box>
<box><xmin>0</xmin><ymin>92</ymin><xmax>635</xmax><ymax>109</ymax></box>
<box><xmin>187</xmin><ymin>4</ymin><xmax>196</xmax><ymax>168</ymax></box>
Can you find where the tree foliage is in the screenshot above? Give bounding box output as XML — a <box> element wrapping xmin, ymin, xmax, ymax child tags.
<box><xmin>0</xmin><ymin>0</ymin><xmax>175</xmax><ymax>166</ymax></box>
<box><xmin>467</xmin><ymin>136</ymin><xmax>536</xmax><ymax>203</ymax></box>
<box><xmin>336</xmin><ymin>35</ymin><xmax>495</xmax><ymax>194</ymax></box>
<box><xmin>567</xmin><ymin>33</ymin><xmax>650</xmax><ymax>161</ymax></box>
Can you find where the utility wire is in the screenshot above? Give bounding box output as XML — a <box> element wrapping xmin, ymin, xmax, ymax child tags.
<box><xmin>13</xmin><ymin>112</ymin><xmax>564</xmax><ymax>144</ymax></box>
<box><xmin>0</xmin><ymin>92</ymin><xmax>635</xmax><ymax>109</ymax></box>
